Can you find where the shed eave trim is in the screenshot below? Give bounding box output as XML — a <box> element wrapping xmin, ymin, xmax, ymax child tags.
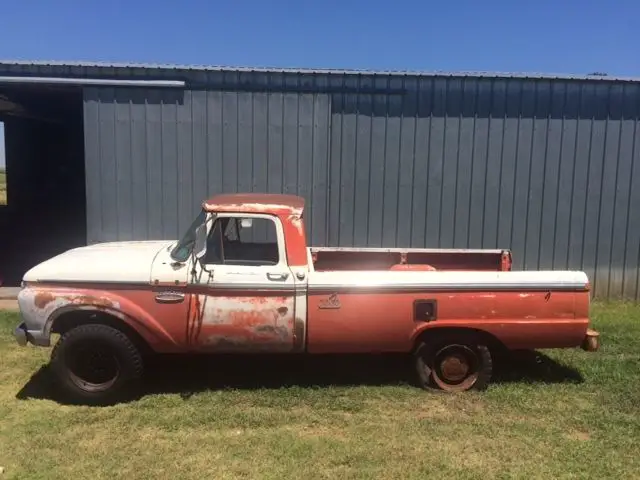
<box><xmin>0</xmin><ymin>76</ymin><xmax>185</xmax><ymax>88</ymax></box>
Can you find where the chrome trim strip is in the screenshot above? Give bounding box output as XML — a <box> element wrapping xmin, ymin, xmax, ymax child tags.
<box><xmin>192</xmin><ymin>281</ymin><xmax>586</xmax><ymax>293</ymax></box>
<box><xmin>34</xmin><ymin>279</ymin><xmax>150</xmax><ymax>287</ymax></box>
<box><xmin>191</xmin><ymin>283</ymin><xmax>303</xmax><ymax>293</ymax></box>
<box><xmin>33</xmin><ymin>280</ymin><xmax>587</xmax><ymax>293</ymax></box>
<box><xmin>307</xmin><ymin>282</ymin><xmax>588</xmax><ymax>293</ymax></box>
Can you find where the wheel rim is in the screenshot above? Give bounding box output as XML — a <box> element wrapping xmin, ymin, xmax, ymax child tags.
<box><xmin>67</xmin><ymin>343</ymin><xmax>120</xmax><ymax>392</ymax></box>
<box><xmin>431</xmin><ymin>344</ymin><xmax>480</xmax><ymax>392</ymax></box>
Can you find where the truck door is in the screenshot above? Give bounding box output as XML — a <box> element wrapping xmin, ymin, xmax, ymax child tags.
<box><xmin>187</xmin><ymin>213</ymin><xmax>298</xmax><ymax>353</ymax></box>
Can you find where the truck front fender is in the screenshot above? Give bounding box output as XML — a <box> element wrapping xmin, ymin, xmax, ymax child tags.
<box><xmin>18</xmin><ymin>285</ymin><xmax>179</xmax><ymax>350</ymax></box>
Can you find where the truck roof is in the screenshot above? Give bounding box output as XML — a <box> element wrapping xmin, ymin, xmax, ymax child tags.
<box><xmin>203</xmin><ymin>193</ymin><xmax>305</xmax><ymax>216</ymax></box>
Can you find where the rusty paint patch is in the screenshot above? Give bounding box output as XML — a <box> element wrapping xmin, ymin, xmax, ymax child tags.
<box><xmin>288</xmin><ymin>214</ymin><xmax>305</xmax><ymax>235</ymax></box>
<box><xmin>204</xmin><ymin>201</ymin><xmax>303</xmax><ymax>216</ymax></box>
<box><xmin>18</xmin><ymin>287</ymin><xmax>124</xmax><ymax>342</ymax></box>
<box><xmin>32</xmin><ymin>289</ymin><xmax>118</xmax><ymax>311</ymax></box>
<box><xmin>293</xmin><ymin>317</ymin><xmax>305</xmax><ymax>349</ymax></box>
<box><xmin>34</xmin><ymin>291</ymin><xmax>56</xmax><ymax>309</ymax></box>
<box><xmin>194</xmin><ymin>294</ymin><xmax>296</xmax><ymax>352</ymax></box>
<box><xmin>318</xmin><ymin>293</ymin><xmax>341</xmax><ymax>309</ymax></box>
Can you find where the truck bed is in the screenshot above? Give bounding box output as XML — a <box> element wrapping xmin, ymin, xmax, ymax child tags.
<box><xmin>309</xmin><ymin>247</ymin><xmax>512</xmax><ymax>272</ymax></box>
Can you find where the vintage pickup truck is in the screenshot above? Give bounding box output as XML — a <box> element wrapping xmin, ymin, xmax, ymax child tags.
<box><xmin>14</xmin><ymin>193</ymin><xmax>599</xmax><ymax>404</ymax></box>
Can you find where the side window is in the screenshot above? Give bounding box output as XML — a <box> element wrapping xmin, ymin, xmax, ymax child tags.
<box><xmin>203</xmin><ymin>216</ymin><xmax>280</xmax><ymax>266</ymax></box>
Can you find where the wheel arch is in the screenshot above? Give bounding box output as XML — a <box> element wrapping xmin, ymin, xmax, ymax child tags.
<box><xmin>49</xmin><ymin>308</ymin><xmax>154</xmax><ymax>357</ymax></box>
<box><xmin>412</xmin><ymin>326</ymin><xmax>508</xmax><ymax>356</ymax></box>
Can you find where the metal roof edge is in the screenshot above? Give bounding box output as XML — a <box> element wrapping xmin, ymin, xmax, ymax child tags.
<box><xmin>0</xmin><ymin>59</ymin><xmax>638</xmax><ymax>83</ymax></box>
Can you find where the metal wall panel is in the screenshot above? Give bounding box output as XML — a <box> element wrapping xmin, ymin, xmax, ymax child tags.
<box><xmin>83</xmin><ymin>85</ymin><xmax>331</xmax><ymax>246</ymax></box>
<box><xmin>84</xmin><ymin>72</ymin><xmax>640</xmax><ymax>299</ymax></box>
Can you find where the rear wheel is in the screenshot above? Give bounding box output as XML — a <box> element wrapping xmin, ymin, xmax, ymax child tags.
<box><xmin>50</xmin><ymin>323</ymin><xmax>144</xmax><ymax>405</ymax></box>
<box><xmin>413</xmin><ymin>332</ymin><xmax>492</xmax><ymax>392</ymax></box>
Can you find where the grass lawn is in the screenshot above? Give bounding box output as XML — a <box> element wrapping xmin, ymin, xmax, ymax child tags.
<box><xmin>0</xmin><ymin>169</ymin><xmax>6</xmax><ymax>205</ymax></box>
<box><xmin>1</xmin><ymin>301</ymin><xmax>640</xmax><ymax>479</ymax></box>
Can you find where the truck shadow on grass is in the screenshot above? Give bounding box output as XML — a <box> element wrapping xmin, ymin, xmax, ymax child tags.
<box><xmin>16</xmin><ymin>350</ymin><xmax>584</xmax><ymax>405</ymax></box>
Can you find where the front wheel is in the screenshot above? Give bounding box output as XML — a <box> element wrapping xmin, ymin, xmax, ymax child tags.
<box><xmin>50</xmin><ymin>323</ymin><xmax>144</xmax><ymax>405</ymax></box>
<box><xmin>413</xmin><ymin>333</ymin><xmax>493</xmax><ymax>392</ymax></box>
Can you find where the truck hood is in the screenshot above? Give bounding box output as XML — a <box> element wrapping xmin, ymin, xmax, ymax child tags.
<box><xmin>22</xmin><ymin>240</ymin><xmax>175</xmax><ymax>284</ymax></box>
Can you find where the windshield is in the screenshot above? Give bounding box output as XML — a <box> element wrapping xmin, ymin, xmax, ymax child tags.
<box><xmin>170</xmin><ymin>209</ymin><xmax>207</xmax><ymax>262</ymax></box>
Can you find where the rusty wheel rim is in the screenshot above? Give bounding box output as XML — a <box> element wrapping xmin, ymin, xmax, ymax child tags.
<box><xmin>67</xmin><ymin>344</ymin><xmax>121</xmax><ymax>393</ymax></box>
<box><xmin>431</xmin><ymin>344</ymin><xmax>480</xmax><ymax>392</ymax></box>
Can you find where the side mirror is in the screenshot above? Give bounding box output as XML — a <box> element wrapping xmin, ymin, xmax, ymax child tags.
<box><xmin>193</xmin><ymin>224</ymin><xmax>208</xmax><ymax>260</ymax></box>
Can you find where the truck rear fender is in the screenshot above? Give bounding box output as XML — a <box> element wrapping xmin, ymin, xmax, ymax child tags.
<box><xmin>411</xmin><ymin>325</ymin><xmax>508</xmax><ymax>356</ymax></box>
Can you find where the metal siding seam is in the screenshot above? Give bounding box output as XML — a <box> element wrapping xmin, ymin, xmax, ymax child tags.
<box><xmin>495</xmin><ymin>81</ymin><xmax>507</xmax><ymax>250</ymax></box>
<box><xmin>591</xmin><ymin>83</ymin><xmax>613</xmax><ymax>297</ymax></box>
<box><xmin>550</xmin><ymin>83</ymin><xmax>568</xmax><ymax>269</ymax></box>
<box><xmin>129</xmin><ymin>93</ymin><xmax>134</xmax><ymax>239</ymax></box>
<box><xmin>578</xmin><ymin>83</ymin><xmax>598</xmax><ymax>273</ymax></box>
<box><xmin>535</xmin><ymin>81</ymin><xmax>553</xmax><ymax>270</ymax></box>
<box><xmin>144</xmin><ymin>92</ymin><xmax>150</xmax><ymax>239</ymax></box>
<box><xmin>321</xmin><ymin>85</ymin><xmax>333</xmax><ymax>245</ymax></box>
<box><xmin>409</xmin><ymin>78</ymin><xmax>418</xmax><ymax>247</ymax></box>
<box><xmin>352</xmin><ymin>76</ymin><xmax>360</xmax><ymax>246</ymax></box>
<box><xmin>84</xmin><ymin>88</ymin><xmax>102</xmax><ymax>244</ymax></box>
<box><xmin>452</xmin><ymin>79</ymin><xmax>463</xmax><ymax>247</ymax></box>
<box><xmin>605</xmin><ymin>86</ymin><xmax>625</xmax><ymax>297</ymax></box>
<box><xmin>383</xmin><ymin>77</ymin><xmax>401</xmax><ymax>247</ymax></box>
<box><xmin>565</xmin><ymin>84</ymin><xmax>582</xmax><ymax>269</ymax></box>
<box><xmin>464</xmin><ymin>79</ymin><xmax>479</xmax><ymax>249</ymax></box>
<box><xmin>423</xmin><ymin>78</ymin><xmax>434</xmax><ymax>248</ymax></box>
<box><xmin>628</xmin><ymin>90</ymin><xmax>640</xmax><ymax>300</ymax></box>
<box><xmin>437</xmin><ymin>79</ymin><xmax>448</xmax><ymax>248</ymax></box>
<box><xmin>365</xmin><ymin>79</ymin><xmax>374</xmax><ymax>246</ymax></box>
<box><xmin>569</xmin><ymin>84</ymin><xmax>593</xmax><ymax>272</ymax></box>
<box><xmin>621</xmin><ymin>89</ymin><xmax>639</xmax><ymax>298</ymax></box>
<box><xmin>522</xmin><ymin>81</ymin><xmax>537</xmax><ymax>268</ymax></box>
<box><xmin>507</xmin><ymin>81</ymin><xmax>523</xmax><ymax>259</ymax></box>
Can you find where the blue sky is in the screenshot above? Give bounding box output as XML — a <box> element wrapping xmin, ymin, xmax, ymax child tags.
<box><xmin>0</xmin><ymin>0</ymin><xmax>638</xmax><ymax>168</ymax></box>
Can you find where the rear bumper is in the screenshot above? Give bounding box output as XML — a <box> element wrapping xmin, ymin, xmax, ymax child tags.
<box><xmin>13</xmin><ymin>322</ymin><xmax>51</xmax><ymax>347</ymax></box>
<box><xmin>581</xmin><ymin>328</ymin><xmax>600</xmax><ymax>352</ymax></box>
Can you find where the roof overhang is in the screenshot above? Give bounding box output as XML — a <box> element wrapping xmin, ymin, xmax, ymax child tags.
<box><xmin>0</xmin><ymin>75</ymin><xmax>185</xmax><ymax>88</ymax></box>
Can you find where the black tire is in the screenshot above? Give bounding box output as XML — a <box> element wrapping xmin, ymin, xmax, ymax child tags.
<box><xmin>50</xmin><ymin>323</ymin><xmax>144</xmax><ymax>405</ymax></box>
<box><xmin>413</xmin><ymin>332</ymin><xmax>493</xmax><ymax>392</ymax></box>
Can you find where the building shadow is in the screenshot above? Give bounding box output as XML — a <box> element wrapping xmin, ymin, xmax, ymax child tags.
<box><xmin>15</xmin><ymin>349</ymin><xmax>584</xmax><ymax>406</ymax></box>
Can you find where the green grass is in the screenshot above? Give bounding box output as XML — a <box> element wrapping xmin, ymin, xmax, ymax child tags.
<box><xmin>1</xmin><ymin>302</ymin><xmax>640</xmax><ymax>479</ymax></box>
<box><xmin>0</xmin><ymin>169</ymin><xmax>6</xmax><ymax>205</ymax></box>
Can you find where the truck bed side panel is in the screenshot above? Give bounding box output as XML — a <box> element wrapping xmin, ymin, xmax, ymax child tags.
<box><xmin>305</xmin><ymin>271</ymin><xmax>590</xmax><ymax>354</ymax></box>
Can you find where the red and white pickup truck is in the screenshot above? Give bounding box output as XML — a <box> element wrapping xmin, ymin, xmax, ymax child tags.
<box><xmin>14</xmin><ymin>193</ymin><xmax>599</xmax><ymax>404</ymax></box>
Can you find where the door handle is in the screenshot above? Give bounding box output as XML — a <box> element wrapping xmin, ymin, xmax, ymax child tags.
<box><xmin>155</xmin><ymin>292</ymin><xmax>185</xmax><ymax>304</ymax></box>
<box><xmin>266</xmin><ymin>272</ymin><xmax>289</xmax><ymax>281</ymax></box>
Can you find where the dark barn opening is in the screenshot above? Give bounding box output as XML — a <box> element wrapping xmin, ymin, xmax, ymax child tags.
<box><xmin>0</xmin><ymin>84</ymin><xmax>86</xmax><ymax>286</ymax></box>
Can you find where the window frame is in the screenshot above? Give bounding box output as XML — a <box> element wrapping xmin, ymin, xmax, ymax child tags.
<box><xmin>202</xmin><ymin>212</ymin><xmax>287</xmax><ymax>268</ymax></box>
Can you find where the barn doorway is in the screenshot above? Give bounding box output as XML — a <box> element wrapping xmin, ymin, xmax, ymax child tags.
<box><xmin>0</xmin><ymin>84</ymin><xmax>86</xmax><ymax>286</ymax></box>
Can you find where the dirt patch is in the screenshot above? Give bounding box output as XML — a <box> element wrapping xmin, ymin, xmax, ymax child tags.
<box><xmin>0</xmin><ymin>299</ymin><xmax>18</xmax><ymax>311</ymax></box>
<box><xmin>564</xmin><ymin>430</ymin><xmax>591</xmax><ymax>441</ymax></box>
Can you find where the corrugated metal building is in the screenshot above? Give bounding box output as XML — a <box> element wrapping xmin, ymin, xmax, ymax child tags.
<box><xmin>0</xmin><ymin>60</ymin><xmax>639</xmax><ymax>299</ymax></box>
